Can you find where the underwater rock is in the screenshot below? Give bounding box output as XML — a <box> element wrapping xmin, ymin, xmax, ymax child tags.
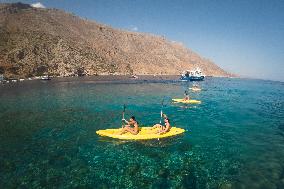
<box><xmin>277</xmin><ymin>178</ymin><xmax>284</xmax><ymax>189</ymax></box>
<box><xmin>219</xmin><ymin>183</ymin><xmax>232</xmax><ymax>189</ymax></box>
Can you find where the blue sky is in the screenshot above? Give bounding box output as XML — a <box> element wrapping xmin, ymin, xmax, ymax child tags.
<box><xmin>2</xmin><ymin>0</ymin><xmax>284</xmax><ymax>81</ymax></box>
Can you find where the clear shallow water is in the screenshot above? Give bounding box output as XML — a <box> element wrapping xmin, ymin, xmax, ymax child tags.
<box><xmin>0</xmin><ymin>77</ymin><xmax>284</xmax><ymax>189</ymax></box>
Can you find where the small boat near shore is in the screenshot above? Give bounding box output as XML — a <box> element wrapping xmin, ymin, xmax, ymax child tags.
<box><xmin>180</xmin><ymin>68</ymin><xmax>205</xmax><ymax>81</ymax></box>
<box><xmin>130</xmin><ymin>74</ymin><xmax>138</xmax><ymax>79</ymax></box>
<box><xmin>41</xmin><ymin>75</ymin><xmax>51</xmax><ymax>80</ymax></box>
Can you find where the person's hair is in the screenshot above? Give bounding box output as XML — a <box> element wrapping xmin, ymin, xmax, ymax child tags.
<box><xmin>164</xmin><ymin>117</ymin><xmax>170</xmax><ymax>123</ymax></box>
<box><xmin>130</xmin><ymin>116</ymin><xmax>136</xmax><ymax>121</ymax></box>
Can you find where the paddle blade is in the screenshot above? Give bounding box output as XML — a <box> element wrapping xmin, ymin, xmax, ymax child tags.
<box><xmin>160</xmin><ymin>110</ymin><xmax>163</xmax><ymax>124</ymax></box>
<box><xmin>122</xmin><ymin>104</ymin><xmax>126</xmax><ymax>120</ymax></box>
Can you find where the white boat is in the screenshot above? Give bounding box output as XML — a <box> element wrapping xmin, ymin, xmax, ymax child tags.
<box><xmin>41</xmin><ymin>75</ymin><xmax>51</xmax><ymax>80</ymax></box>
<box><xmin>180</xmin><ymin>68</ymin><xmax>205</xmax><ymax>81</ymax></box>
<box><xmin>130</xmin><ymin>75</ymin><xmax>138</xmax><ymax>79</ymax></box>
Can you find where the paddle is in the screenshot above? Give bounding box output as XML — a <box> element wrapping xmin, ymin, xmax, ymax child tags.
<box><xmin>156</xmin><ymin>98</ymin><xmax>165</xmax><ymax>140</ymax></box>
<box><xmin>159</xmin><ymin>98</ymin><xmax>165</xmax><ymax>124</ymax></box>
<box><xmin>122</xmin><ymin>104</ymin><xmax>126</xmax><ymax>128</ymax></box>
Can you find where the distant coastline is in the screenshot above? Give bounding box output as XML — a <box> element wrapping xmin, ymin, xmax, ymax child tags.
<box><xmin>0</xmin><ymin>74</ymin><xmax>239</xmax><ymax>85</ymax></box>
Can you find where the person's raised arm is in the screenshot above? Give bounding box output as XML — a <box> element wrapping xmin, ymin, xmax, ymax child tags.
<box><xmin>122</xmin><ymin>119</ymin><xmax>129</xmax><ymax>124</ymax></box>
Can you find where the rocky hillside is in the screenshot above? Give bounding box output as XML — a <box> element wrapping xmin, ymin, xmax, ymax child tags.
<box><xmin>0</xmin><ymin>2</ymin><xmax>231</xmax><ymax>79</ymax></box>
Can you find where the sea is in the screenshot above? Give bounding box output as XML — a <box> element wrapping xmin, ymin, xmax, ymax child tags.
<box><xmin>0</xmin><ymin>77</ymin><xmax>283</xmax><ymax>189</ymax></box>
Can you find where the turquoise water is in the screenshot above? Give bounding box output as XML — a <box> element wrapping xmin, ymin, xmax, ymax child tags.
<box><xmin>0</xmin><ymin>77</ymin><xmax>284</xmax><ymax>188</ymax></box>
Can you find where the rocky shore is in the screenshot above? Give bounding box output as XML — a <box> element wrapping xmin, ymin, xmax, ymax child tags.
<box><xmin>0</xmin><ymin>3</ymin><xmax>232</xmax><ymax>79</ymax></box>
<box><xmin>0</xmin><ymin>75</ymin><xmax>184</xmax><ymax>85</ymax></box>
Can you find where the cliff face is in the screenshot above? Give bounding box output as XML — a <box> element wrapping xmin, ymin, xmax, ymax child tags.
<box><xmin>0</xmin><ymin>3</ymin><xmax>231</xmax><ymax>78</ymax></box>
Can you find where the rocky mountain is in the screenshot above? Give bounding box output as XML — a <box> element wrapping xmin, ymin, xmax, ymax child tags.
<box><xmin>0</xmin><ymin>2</ymin><xmax>231</xmax><ymax>79</ymax></box>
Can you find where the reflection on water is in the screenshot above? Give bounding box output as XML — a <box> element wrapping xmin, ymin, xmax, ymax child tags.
<box><xmin>0</xmin><ymin>77</ymin><xmax>284</xmax><ymax>188</ymax></box>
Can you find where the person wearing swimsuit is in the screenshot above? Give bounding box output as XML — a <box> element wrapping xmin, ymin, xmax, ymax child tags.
<box><xmin>151</xmin><ymin>115</ymin><xmax>171</xmax><ymax>134</ymax></box>
<box><xmin>119</xmin><ymin>116</ymin><xmax>139</xmax><ymax>135</ymax></box>
<box><xmin>184</xmin><ymin>90</ymin><xmax>190</xmax><ymax>101</ymax></box>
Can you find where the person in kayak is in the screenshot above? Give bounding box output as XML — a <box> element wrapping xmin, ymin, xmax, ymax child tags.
<box><xmin>151</xmin><ymin>114</ymin><xmax>171</xmax><ymax>134</ymax></box>
<box><xmin>192</xmin><ymin>84</ymin><xmax>201</xmax><ymax>90</ymax></box>
<box><xmin>184</xmin><ymin>90</ymin><xmax>190</xmax><ymax>100</ymax></box>
<box><xmin>119</xmin><ymin>116</ymin><xmax>139</xmax><ymax>135</ymax></box>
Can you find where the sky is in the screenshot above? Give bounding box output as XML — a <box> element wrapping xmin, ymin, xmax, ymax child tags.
<box><xmin>2</xmin><ymin>0</ymin><xmax>284</xmax><ymax>81</ymax></box>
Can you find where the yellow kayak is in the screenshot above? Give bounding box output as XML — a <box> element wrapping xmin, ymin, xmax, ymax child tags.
<box><xmin>172</xmin><ymin>98</ymin><xmax>201</xmax><ymax>104</ymax></box>
<box><xmin>96</xmin><ymin>127</ymin><xmax>185</xmax><ymax>140</ymax></box>
<box><xmin>189</xmin><ymin>87</ymin><xmax>201</xmax><ymax>91</ymax></box>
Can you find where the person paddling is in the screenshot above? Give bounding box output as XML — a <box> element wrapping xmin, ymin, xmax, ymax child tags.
<box><xmin>151</xmin><ymin>114</ymin><xmax>171</xmax><ymax>134</ymax></box>
<box><xmin>184</xmin><ymin>90</ymin><xmax>190</xmax><ymax>101</ymax></box>
<box><xmin>119</xmin><ymin>116</ymin><xmax>139</xmax><ymax>135</ymax></box>
<box><xmin>191</xmin><ymin>84</ymin><xmax>201</xmax><ymax>90</ymax></box>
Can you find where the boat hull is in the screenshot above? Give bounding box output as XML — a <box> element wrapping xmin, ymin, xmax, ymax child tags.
<box><xmin>96</xmin><ymin>127</ymin><xmax>185</xmax><ymax>140</ymax></box>
<box><xmin>180</xmin><ymin>76</ymin><xmax>205</xmax><ymax>81</ymax></box>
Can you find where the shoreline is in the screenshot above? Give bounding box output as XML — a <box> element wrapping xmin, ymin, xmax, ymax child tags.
<box><xmin>0</xmin><ymin>75</ymin><xmax>239</xmax><ymax>85</ymax></box>
<box><xmin>2</xmin><ymin>75</ymin><xmax>282</xmax><ymax>86</ymax></box>
<box><xmin>3</xmin><ymin>75</ymin><xmax>281</xmax><ymax>86</ymax></box>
